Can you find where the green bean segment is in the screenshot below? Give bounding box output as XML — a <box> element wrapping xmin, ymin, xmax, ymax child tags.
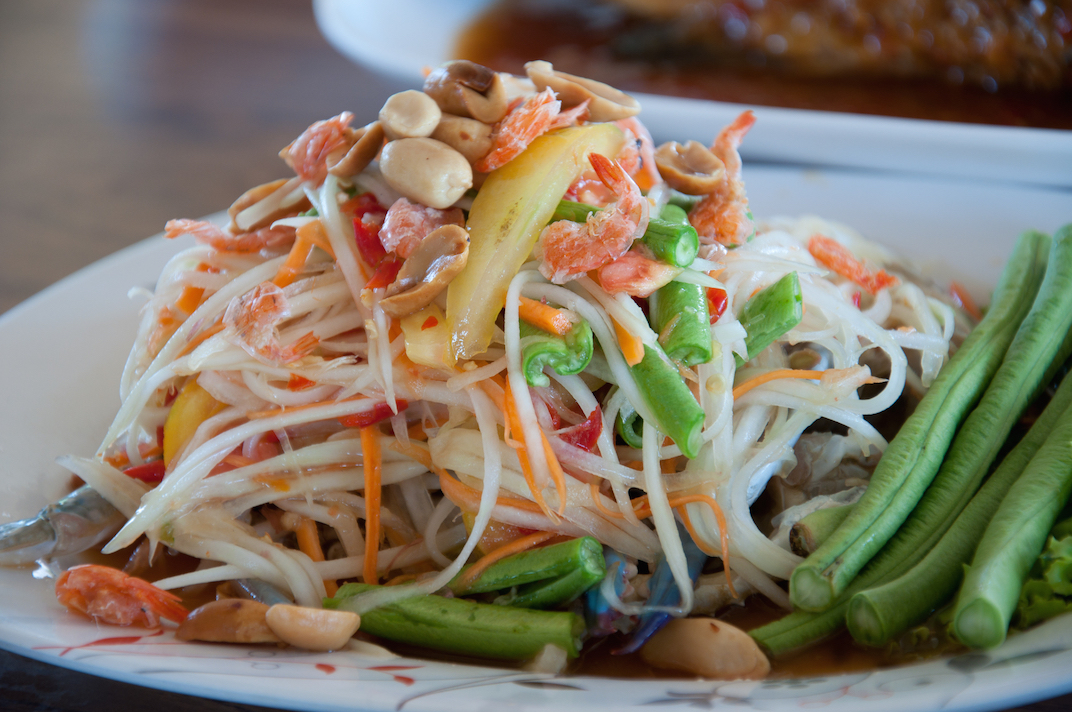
<box><xmin>651</xmin><ymin>281</ymin><xmax>713</xmax><ymax>367</ymax></box>
<box><xmin>790</xmin><ymin>505</ymin><xmax>855</xmax><ymax>557</ymax></box>
<box><xmin>848</xmin><ymin>364</ymin><xmax>1072</xmax><ymax>646</ymax></box>
<box><xmin>630</xmin><ymin>344</ymin><xmax>705</xmax><ymax>458</ymax></box>
<box><xmin>519</xmin><ymin>319</ymin><xmax>594</xmax><ymax>387</ymax></box>
<box><xmin>326</xmin><ymin>583</ymin><xmax>585</xmax><ymax>659</ymax></box>
<box><xmin>789</xmin><ymin>230</ymin><xmax>1051</xmax><ymax>612</ymax></box>
<box><xmin>449</xmin><ymin>536</ymin><xmax>606</xmax><ymax>609</ymax></box>
<box><xmin>737</xmin><ymin>272</ymin><xmax>803</xmax><ymax>366</ymax></box>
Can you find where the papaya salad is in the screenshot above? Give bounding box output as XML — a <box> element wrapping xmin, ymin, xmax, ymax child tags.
<box><xmin>4</xmin><ymin>58</ymin><xmax>1069</xmax><ymax>678</ymax></box>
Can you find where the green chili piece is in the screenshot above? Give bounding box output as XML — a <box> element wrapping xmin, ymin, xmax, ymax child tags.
<box><xmin>737</xmin><ymin>272</ymin><xmax>804</xmax><ymax>366</ymax></box>
<box><xmin>326</xmin><ymin>583</ymin><xmax>585</xmax><ymax>659</ymax></box>
<box><xmin>519</xmin><ymin>319</ymin><xmax>594</xmax><ymax>387</ymax></box>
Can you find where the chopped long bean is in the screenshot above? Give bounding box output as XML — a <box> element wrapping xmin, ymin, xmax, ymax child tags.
<box><xmin>651</xmin><ymin>281</ymin><xmax>713</xmax><ymax>367</ymax></box>
<box><xmin>449</xmin><ymin>536</ymin><xmax>606</xmax><ymax>610</ymax></box>
<box><xmin>615</xmin><ymin>395</ymin><xmax>645</xmax><ymax>449</ymax></box>
<box><xmin>737</xmin><ymin>272</ymin><xmax>803</xmax><ymax>366</ymax></box>
<box><xmin>952</xmin><ymin>404</ymin><xmax>1072</xmax><ymax>648</ymax></box>
<box><xmin>519</xmin><ymin>319</ymin><xmax>594</xmax><ymax>387</ymax></box>
<box><xmin>789</xmin><ymin>230</ymin><xmax>1051</xmax><ymax>612</ymax></box>
<box><xmin>630</xmin><ymin>344</ymin><xmax>705</xmax><ymax>458</ymax></box>
<box><xmin>326</xmin><ymin>583</ymin><xmax>585</xmax><ymax>659</ymax></box>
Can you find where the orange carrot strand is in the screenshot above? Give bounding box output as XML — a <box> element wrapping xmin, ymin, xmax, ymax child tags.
<box><xmin>502</xmin><ymin>379</ymin><xmax>555</xmax><ymax>518</ymax></box>
<box><xmin>611</xmin><ymin>315</ymin><xmax>644</xmax><ymax>366</ymax></box>
<box><xmin>518</xmin><ymin>296</ymin><xmax>574</xmax><ymax>336</ymax></box>
<box><xmin>360</xmin><ymin>426</ymin><xmax>382</xmax><ymax>585</ymax></box>
<box><xmin>294</xmin><ymin>516</ymin><xmax>338</xmax><ymax>596</ymax></box>
<box><xmin>672</xmin><ymin>494</ymin><xmax>736</xmax><ymax>598</ymax></box>
<box><xmin>732</xmin><ymin>369</ymin><xmax>824</xmax><ymax>400</ymax></box>
<box><xmin>456</xmin><ymin>531</ymin><xmax>556</xmax><ymax>589</ymax></box>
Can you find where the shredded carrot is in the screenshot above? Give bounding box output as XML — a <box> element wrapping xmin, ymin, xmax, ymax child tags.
<box><xmin>360</xmin><ymin>426</ymin><xmax>382</xmax><ymax>585</ymax></box>
<box><xmin>103</xmin><ymin>444</ymin><xmax>163</xmax><ymax>469</ymax></box>
<box><xmin>294</xmin><ymin>515</ymin><xmax>338</xmax><ymax>596</ymax></box>
<box><xmin>950</xmin><ymin>280</ymin><xmax>983</xmax><ymax>321</ymax></box>
<box><xmin>611</xmin><ymin>316</ymin><xmax>645</xmax><ymax>366</ymax></box>
<box><xmin>677</xmin><ymin>501</ymin><xmax>736</xmax><ymax>598</ymax></box>
<box><xmin>177</xmin><ymin>321</ymin><xmax>225</xmax><ymax>357</ymax></box>
<box><xmin>274</xmin><ymin>220</ymin><xmax>337</xmax><ymax>288</ymax></box>
<box><xmin>503</xmin><ymin>378</ymin><xmax>564</xmax><ymax>518</ymax></box>
<box><xmin>176</xmin><ymin>285</ymin><xmax>205</xmax><ymax>315</ymax></box>
<box><xmin>456</xmin><ymin>530</ymin><xmax>556</xmax><ymax>590</ymax></box>
<box><xmin>518</xmin><ymin>296</ymin><xmax>574</xmax><ymax>336</ymax></box>
<box><xmin>384</xmin><ymin>573</ymin><xmax>420</xmax><ymax>586</ymax></box>
<box><xmin>732</xmin><ymin>368</ymin><xmax>825</xmax><ymax>400</ymax></box>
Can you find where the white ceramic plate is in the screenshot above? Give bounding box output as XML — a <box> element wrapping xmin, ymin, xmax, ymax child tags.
<box><xmin>313</xmin><ymin>0</ymin><xmax>1072</xmax><ymax>189</ymax></box>
<box><xmin>1</xmin><ymin>166</ymin><xmax>1071</xmax><ymax>711</ymax></box>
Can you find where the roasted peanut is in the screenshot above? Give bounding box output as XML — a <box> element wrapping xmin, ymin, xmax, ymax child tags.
<box><xmin>265</xmin><ymin>603</ymin><xmax>361</xmax><ymax>651</ymax></box>
<box><xmin>431</xmin><ymin>114</ymin><xmax>494</xmax><ymax>165</ymax></box>
<box><xmin>175</xmin><ymin>598</ymin><xmax>280</xmax><ymax>644</ymax></box>
<box><xmin>640</xmin><ymin>617</ymin><xmax>770</xmax><ymax>679</ymax></box>
<box><xmin>328</xmin><ymin>121</ymin><xmax>385</xmax><ymax>177</ymax></box>
<box><xmin>423</xmin><ymin>60</ymin><xmax>510</xmax><ymax>124</ymax></box>
<box><xmin>380</xmin><ymin>224</ymin><xmax>469</xmax><ymax>318</ymax></box>
<box><xmin>525</xmin><ymin>60</ymin><xmax>640</xmax><ymax>122</ymax></box>
<box><xmin>379</xmin><ymin>138</ymin><xmax>472</xmax><ymax>209</ymax></box>
<box><xmin>379</xmin><ymin>90</ymin><xmax>442</xmax><ymax>141</ymax></box>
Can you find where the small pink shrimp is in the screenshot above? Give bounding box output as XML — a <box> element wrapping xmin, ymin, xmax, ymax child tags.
<box><xmin>689</xmin><ymin>110</ymin><xmax>756</xmax><ymax>247</ymax></box>
<box><xmin>223</xmin><ymin>282</ymin><xmax>319</xmax><ymax>366</ymax></box>
<box><xmin>565</xmin><ymin>117</ymin><xmax>659</xmax><ymax>205</ymax></box>
<box><xmin>379</xmin><ymin>198</ymin><xmax>465</xmax><ymax>258</ymax></box>
<box><xmin>537</xmin><ymin>153</ymin><xmax>650</xmax><ymax>284</ymax></box>
<box><xmin>165</xmin><ymin>219</ymin><xmax>295</xmax><ymax>253</ymax></box>
<box><xmin>474</xmin><ymin>89</ymin><xmax>561</xmax><ymax>173</ymax></box>
<box><xmin>55</xmin><ymin>564</ymin><xmax>188</xmax><ymax>628</ymax></box>
<box><xmin>596</xmin><ymin>249</ymin><xmax>679</xmax><ymax>297</ymax></box>
<box><xmin>614</xmin><ymin>117</ymin><xmax>661</xmax><ymax>191</ymax></box>
<box><xmin>279</xmin><ymin>111</ymin><xmax>354</xmax><ymax>185</ymax></box>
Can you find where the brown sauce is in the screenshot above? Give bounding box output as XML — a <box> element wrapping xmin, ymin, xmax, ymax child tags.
<box><xmin>456</xmin><ymin>0</ymin><xmax>1072</xmax><ymax>129</ymax></box>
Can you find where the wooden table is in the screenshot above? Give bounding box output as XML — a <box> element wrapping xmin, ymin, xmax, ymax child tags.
<box><xmin>0</xmin><ymin>2</ymin><xmax>1067</xmax><ymax>710</ymax></box>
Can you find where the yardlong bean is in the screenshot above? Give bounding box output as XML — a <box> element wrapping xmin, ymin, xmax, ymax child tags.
<box><xmin>789</xmin><ymin>230</ymin><xmax>1051</xmax><ymax>612</ymax></box>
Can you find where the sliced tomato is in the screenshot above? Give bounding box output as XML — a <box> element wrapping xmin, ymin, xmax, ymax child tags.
<box><xmin>123</xmin><ymin>460</ymin><xmax>166</xmax><ymax>484</ymax></box>
<box><xmin>339</xmin><ymin>400</ymin><xmax>408</xmax><ymax>429</ymax></box>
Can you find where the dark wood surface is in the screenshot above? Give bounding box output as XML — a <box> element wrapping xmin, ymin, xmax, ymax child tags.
<box><xmin>0</xmin><ymin>2</ymin><xmax>1068</xmax><ymax>710</ymax></box>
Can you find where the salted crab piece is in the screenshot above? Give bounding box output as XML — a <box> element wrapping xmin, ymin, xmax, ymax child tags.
<box><xmin>0</xmin><ymin>486</ymin><xmax>123</xmax><ymax>566</ymax></box>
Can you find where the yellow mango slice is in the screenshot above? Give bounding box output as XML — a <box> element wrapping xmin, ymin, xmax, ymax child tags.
<box><xmin>163</xmin><ymin>379</ymin><xmax>227</xmax><ymax>465</ymax></box>
<box><xmin>446</xmin><ymin>123</ymin><xmax>624</xmax><ymax>362</ymax></box>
